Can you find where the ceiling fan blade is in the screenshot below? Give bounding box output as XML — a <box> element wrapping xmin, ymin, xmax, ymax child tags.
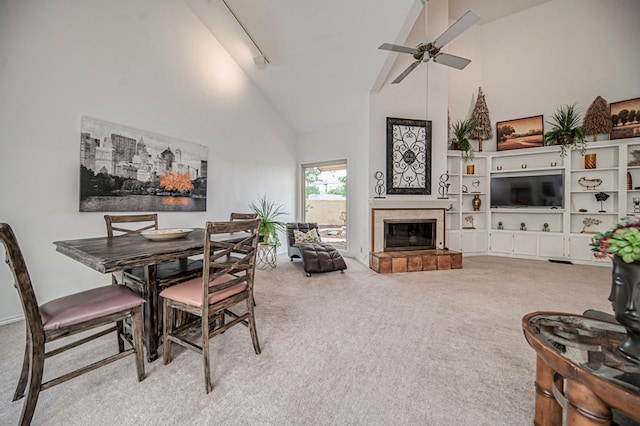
<box><xmin>378</xmin><ymin>43</ymin><xmax>417</xmax><ymax>55</ymax></box>
<box><xmin>433</xmin><ymin>10</ymin><xmax>480</xmax><ymax>48</ymax></box>
<box><xmin>433</xmin><ymin>52</ymin><xmax>471</xmax><ymax>70</ymax></box>
<box><xmin>392</xmin><ymin>60</ymin><xmax>421</xmax><ymax>84</ymax></box>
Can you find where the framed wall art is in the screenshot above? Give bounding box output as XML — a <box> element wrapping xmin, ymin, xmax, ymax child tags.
<box><xmin>610</xmin><ymin>97</ymin><xmax>640</xmax><ymax>140</ymax></box>
<box><xmin>79</xmin><ymin>117</ymin><xmax>208</xmax><ymax>212</ymax></box>
<box><xmin>496</xmin><ymin>115</ymin><xmax>544</xmax><ymax>151</ymax></box>
<box><xmin>386</xmin><ymin>117</ymin><xmax>432</xmax><ymax>195</ymax></box>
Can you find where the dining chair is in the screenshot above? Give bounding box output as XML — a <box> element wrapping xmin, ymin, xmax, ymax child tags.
<box><xmin>160</xmin><ymin>218</ymin><xmax>262</xmax><ymax>393</ymax></box>
<box><xmin>216</xmin><ymin>212</ymin><xmax>258</xmax><ymax>264</ymax></box>
<box><xmin>0</xmin><ymin>223</ymin><xmax>145</xmax><ymax>426</ymax></box>
<box><xmin>104</xmin><ymin>214</ymin><xmax>203</xmax><ymax>290</ymax></box>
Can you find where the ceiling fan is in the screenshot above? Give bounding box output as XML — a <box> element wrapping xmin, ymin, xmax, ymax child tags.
<box><xmin>379</xmin><ymin>10</ymin><xmax>480</xmax><ymax>84</ymax></box>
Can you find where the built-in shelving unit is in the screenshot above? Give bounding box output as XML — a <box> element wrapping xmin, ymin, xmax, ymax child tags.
<box><xmin>446</xmin><ymin>137</ymin><xmax>640</xmax><ymax>264</ymax></box>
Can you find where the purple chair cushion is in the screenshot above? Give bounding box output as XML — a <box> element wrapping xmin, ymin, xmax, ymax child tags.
<box><xmin>40</xmin><ymin>285</ymin><xmax>144</xmax><ymax>331</ymax></box>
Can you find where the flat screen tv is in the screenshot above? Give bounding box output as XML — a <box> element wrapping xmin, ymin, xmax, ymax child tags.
<box><xmin>490</xmin><ymin>172</ymin><xmax>564</xmax><ymax>208</ymax></box>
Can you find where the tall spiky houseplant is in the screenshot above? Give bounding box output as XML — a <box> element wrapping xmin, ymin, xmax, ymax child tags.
<box><xmin>249</xmin><ymin>195</ymin><xmax>287</xmax><ymax>247</ymax></box>
<box><xmin>451</xmin><ymin>119</ymin><xmax>477</xmax><ymax>162</ymax></box>
<box><xmin>544</xmin><ymin>103</ymin><xmax>587</xmax><ymax>157</ymax></box>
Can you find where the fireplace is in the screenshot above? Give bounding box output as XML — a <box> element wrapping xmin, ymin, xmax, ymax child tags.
<box><xmin>384</xmin><ymin>219</ymin><xmax>436</xmax><ymax>251</ymax></box>
<box><xmin>370</xmin><ymin>206</ymin><xmax>446</xmax><ymax>252</ymax></box>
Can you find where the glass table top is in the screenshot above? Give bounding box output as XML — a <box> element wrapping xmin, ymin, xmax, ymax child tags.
<box><xmin>528</xmin><ymin>313</ymin><xmax>640</xmax><ymax>395</ymax></box>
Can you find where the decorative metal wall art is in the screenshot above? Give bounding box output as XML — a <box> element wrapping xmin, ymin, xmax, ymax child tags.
<box><xmin>386</xmin><ymin>117</ymin><xmax>432</xmax><ymax>195</ymax></box>
<box><xmin>437</xmin><ymin>172</ymin><xmax>449</xmax><ymax>199</ymax></box>
<box><xmin>373</xmin><ymin>171</ymin><xmax>386</xmax><ymax>198</ymax></box>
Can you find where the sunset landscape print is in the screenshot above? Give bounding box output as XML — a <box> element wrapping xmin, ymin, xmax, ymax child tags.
<box><xmin>496</xmin><ymin>115</ymin><xmax>544</xmax><ymax>151</ymax></box>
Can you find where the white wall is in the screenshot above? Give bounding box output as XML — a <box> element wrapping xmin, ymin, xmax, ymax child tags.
<box><xmin>298</xmin><ymin>0</ymin><xmax>640</xmax><ymax>266</ymax></box>
<box><xmin>449</xmin><ymin>0</ymin><xmax>640</xmax><ymax>152</ymax></box>
<box><xmin>297</xmin><ymin>101</ymin><xmax>370</xmax><ymax>262</ymax></box>
<box><xmin>0</xmin><ymin>0</ymin><xmax>297</xmax><ymax>323</ymax></box>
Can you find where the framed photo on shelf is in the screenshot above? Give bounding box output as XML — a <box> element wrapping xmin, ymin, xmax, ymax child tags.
<box><xmin>386</xmin><ymin>117</ymin><xmax>432</xmax><ymax>195</ymax></box>
<box><xmin>496</xmin><ymin>115</ymin><xmax>544</xmax><ymax>151</ymax></box>
<box><xmin>610</xmin><ymin>97</ymin><xmax>640</xmax><ymax>140</ymax></box>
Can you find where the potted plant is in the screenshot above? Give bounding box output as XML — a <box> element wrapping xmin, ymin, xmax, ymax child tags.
<box><xmin>497</xmin><ymin>221</ymin><xmax>504</xmax><ymax>230</ymax></box>
<box><xmin>249</xmin><ymin>195</ymin><xmax>287</xmax><ymax>247</ymax></box>
<box><xmin>451</xmin><ymin>119</ymin><xmax>476</xmax><ymax>162</ymax></box>
<box><xmin>544</xmin><ymin>103</ymin><xmax>587</xmax><ymax>157</ymax></box>
<box><xmin>520</xmin><ymin>222</ymin><xmax>527</xmax><ymax>231</ymax></box>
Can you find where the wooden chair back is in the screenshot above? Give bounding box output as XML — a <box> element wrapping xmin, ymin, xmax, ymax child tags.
<box><xmin>203</xmin><ymin>218</ymin><xmax>261</xmax><ymax>313</ymax></box>
<box><xmin>0</xmin><ymin>223</ymin><xmax>44</xmax><ymax>339</ymax></box>
<box><xmin>104</xmin><ymin>214</ymin><xmax>158</xmax><ymax>237</ymax></box>
<box><xmin>230</xmin><ymin>212</ymin><xmax>258</xmax><ymax>221</ymax></box>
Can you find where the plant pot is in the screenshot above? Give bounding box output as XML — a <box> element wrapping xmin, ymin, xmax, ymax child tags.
<box><xmin>611</xmin><ymin>256</ymin><xmax>640</xmax><ymax>364</ymax></box>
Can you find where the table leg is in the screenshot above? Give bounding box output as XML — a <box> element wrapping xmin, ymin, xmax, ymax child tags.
<box><xmin>143</xmin><ymin>264</ymin><xmax>159</xmax><ymax>362</ymax></box>
<box><xmin>565</xmin><ymin>379</ymin><xmax>612</xmax><ymax>425</ymax></box>
<box><xmin>534</xmin><ymin>356</ymin><xmax>562</xmax><ymax>426</ymax></box>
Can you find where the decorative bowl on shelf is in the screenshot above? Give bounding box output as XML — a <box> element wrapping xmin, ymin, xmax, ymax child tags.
<box><xmin>141</xmin><ymin>228</ymin><xmax>194</xmax><ymax>241</ymax></box>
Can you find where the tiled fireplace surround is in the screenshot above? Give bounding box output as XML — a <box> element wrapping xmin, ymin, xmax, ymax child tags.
<box><xmin>369</xmin><ymin>199</ymin><xmax>462</xmax><ymax>273</ymax></box>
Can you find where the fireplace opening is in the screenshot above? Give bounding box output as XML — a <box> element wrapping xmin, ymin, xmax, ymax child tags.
<box><xmin>383</xmin><ymin>219</ymin><xmax>436</xmax><ymax>252</ymax></box>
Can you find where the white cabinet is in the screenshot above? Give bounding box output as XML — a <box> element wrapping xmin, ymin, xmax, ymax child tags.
<box><xmin>461</xmin><ymin>230</ymin><xmax>488</xmax><ymax>253</ymax></box>
<box><xmin>448</xmin><ymin>137</ymin><xmax>640</xmax><ymax>264</ymax></box>
<box><xmin>490</xmin><ymin>231</ymin><xmax>564</xmax><ymax>258</ymax></box>
<box><xmin>538</xmin><ymin>233</ymin><xmax>565</xmax><ymax>258</ymax></box>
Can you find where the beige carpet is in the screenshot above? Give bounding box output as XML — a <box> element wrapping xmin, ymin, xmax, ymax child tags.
<box><xmin>0</xmin><ymin>255</ymin><xmax>613</xmax><ymax>425</ymax></box>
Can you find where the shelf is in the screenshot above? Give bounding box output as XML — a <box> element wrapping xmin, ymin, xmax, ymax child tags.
<box><xmin>461</xmin><ymin>210</ymin><xmax>486</xmax><ymax>214</ymax></box>
<box><xmin>571</xmin><ymin>167</ymin><xmax>618</xmax><ymax>172</ymax></box>
<box><xmin>570</xmin><ymin>211</ymin><xmax>618</xmax><ymax>215</ymax></box>
<box><xmin>491</xmin><ymin>166</ymin><xmax>562</xmax><ymax>174</ymax></box>
<box><xmin>491</xmin><ymin>208</ymin><xmax>564</xmax><ymax>213</ymax></box>
<box><xmin>570</xmin><ymin>190</ymin><xmax>618</xmax><ymax>193</ymax></box>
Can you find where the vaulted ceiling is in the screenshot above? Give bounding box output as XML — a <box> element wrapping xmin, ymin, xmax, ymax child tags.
<box><xmin>186</xmin><ymin>0</ymin><xmax>551</xmax><ymax>134</ymax></box>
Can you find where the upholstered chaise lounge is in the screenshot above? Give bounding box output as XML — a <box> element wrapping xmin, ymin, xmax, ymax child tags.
<box><xmin>286</xmin><ymin>222</ymin><xmax>347</xmax><ymax>277</ymax></box>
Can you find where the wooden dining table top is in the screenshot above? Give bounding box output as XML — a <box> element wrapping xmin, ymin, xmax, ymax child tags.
<box><xmin>53</xmin><ymin>228</ymin><xmax>242</xmax><ymax>274</ymax></box>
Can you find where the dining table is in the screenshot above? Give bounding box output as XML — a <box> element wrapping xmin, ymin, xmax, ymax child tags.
<box><xmin>53</xmin><ymin>228</ymin><xmax>243</xmax><ymax>362</ymax></box>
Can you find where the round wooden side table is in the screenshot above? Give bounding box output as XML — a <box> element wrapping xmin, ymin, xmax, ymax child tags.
<box><xmin>522</xmin><ymin>311</ymin><xmax>640</xmax><ymax>425</ymax></box>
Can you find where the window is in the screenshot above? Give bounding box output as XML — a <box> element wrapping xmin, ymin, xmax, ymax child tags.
<box><xmin>302</xmin><ymin>160</ymin><xmax>347</xmax><ymax>250</ymax></box>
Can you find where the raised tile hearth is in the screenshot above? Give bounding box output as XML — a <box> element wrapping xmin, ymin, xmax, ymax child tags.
<box><xmin>369</xmin><ymin>249</ymin><xmax>462</xmax><ymax>273</ymax></box>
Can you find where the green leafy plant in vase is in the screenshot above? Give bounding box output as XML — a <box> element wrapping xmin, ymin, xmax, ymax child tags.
<box><xmin>544</xmin><ymin>103</ymin><xmax>587</xmax><ymax>157</ymax></box>
<box><xmin>249</xmin><ymin>194</ymin><xmax>287</xmax><ymax>247</ymax></box>
<box><xmin>451</xmin><ymin>119</ymin><xmax>477</xmax><ymax>162</ymax></box>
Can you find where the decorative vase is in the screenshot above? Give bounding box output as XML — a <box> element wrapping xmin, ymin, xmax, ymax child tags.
<box><xmin>466</xmin><ymin>164</ymin><xmax>475</xmax><ymax>175</ymax></box>
<box><xmin>585</xmin><ymin>153</ymin><xmax>597</xmax><ymax>169</ymax></box>
<box><xmin>610</xmin><ymin>256</ymin><xmax>640</xmax><ymax>364</ymax></box>
<box><xmin>628</xmin><ymin>172</ymin><xmax>633</xmax><ymax>190</ymax></box>
<box><xmin>472</xmin><ymin>194</ymin><xmax>481</xmax><ymax>211</ymax></box>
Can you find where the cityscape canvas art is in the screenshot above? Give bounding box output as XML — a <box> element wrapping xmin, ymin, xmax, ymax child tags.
<box><xmin>79</xmin><ymin>117</ymin><xmax>208</xmax><ymax>212</ymax></box>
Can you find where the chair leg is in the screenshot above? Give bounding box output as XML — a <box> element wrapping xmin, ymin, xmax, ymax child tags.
<box><xmin>202</xmin><ymin>315</ymin><xmax>212</xmax><ymax>394</ymax></box>
<box><xmin>162</xmin><ymin>299</ymin><xmax>173</xmax><ymax>365</ymax></box>
<box><xmin>13</xmin><ymin>337</ymin><xmax>30</xmax><ymax>401</ymax></box>
<box><xmin>247</xmin><ymin>299</ymin><xmax>261</xmax><ymax>355</ymax></box>
<box><xmin>19</xmin><ymin>344</ymin><xmax>44</xmax><ymax>426</ymax></box>
<box><xmin>131</xmin><ymin>306</ymin><xmax>146</xmax><ymax>382</ymax></box>
<box><xmin>116</xmin><ymin>319</ymin><xmax>126</xmax><ymax>353</ymax></box>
